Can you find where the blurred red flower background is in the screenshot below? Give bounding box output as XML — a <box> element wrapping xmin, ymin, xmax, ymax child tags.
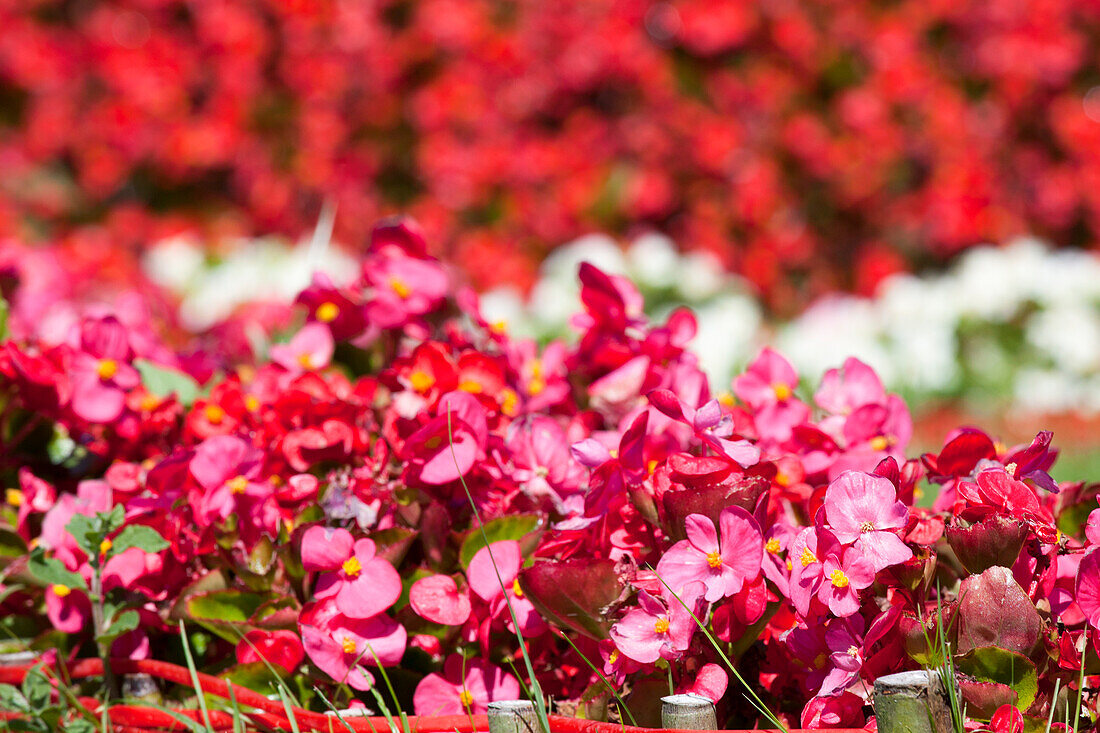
<box><xmin>2</xmin><ymin>0</ymin><xmax>1100</xmax><ymax>308</ymax></box>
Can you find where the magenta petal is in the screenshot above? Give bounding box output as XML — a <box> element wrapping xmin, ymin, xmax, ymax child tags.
<box><xmin>336</xmin><ymin>561</ymin><xmax>402</xmax><ymax>619</ymax></box>
<box><xmin>410</xmin><ymin>575</ymin><xmax>472</xmax><ymax>625</ymax></box>
<box><xmin>655</xmin><ymin>540</ymin><xmax>711</xmax><ymax>602</ymax></box>
<box><xmin>855</xmin><ymin>531</ymin><xmax>913</xmax><ymax>572</ymax></box>
<box><xmin>71</xmin><ymin>373</ymin><xmax>125</xmax><ymax>423</ymax></box>
<box><xmin>609</xmin><ymin>607</ymin><xmax>662</xmax><ymax>664</ymax></box>
<box><xmin>468</xmin><ymin>541</ymin><xmax>521</xmax><ymax>602</ymax></box>
<box><xmin>684</xmin><ymin>514</ymin><xmax>719</xmax><ymax>554</ymax></box>
<box><xmin>1076</xmin><ymin>550</ymin><xmax>1100</xmax><ymax>629</ymax></box>
<box><xmin>420</xmin><ymin>428</ymin><xmax>478</xmax><ymax>484</ymax></box>
<box><xmin>301</xmin><ymin>526</ymin><xmax>354</xmax><ymax>571</ymax></box>
<box><xmin>414</xmin><ymin>673</ymin><xmax>464</xmax><ymax>716</ymax></box>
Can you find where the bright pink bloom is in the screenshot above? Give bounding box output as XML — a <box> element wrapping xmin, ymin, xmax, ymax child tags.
<box><xmin>71</xmin><ymin>315</ymin><xmax>140</xmax><ymax>422</ymax></box>
<box><xmin>657</xmin><ymin>507</ymin><xmax>764</xmax><ymax>603</ymax></box>
<box><xmin>410</xmin><ymin>575</ymin><xmax>472</xmax><ymax>626</ymax></box>
<box><xmin>270</xmin><ymin>323</ymin><xmax>334</xmax><ymax>373</ymax></box>
<box><xmin>302</xmin><ymin>526</ymin><xmax>402</xmax><ymax>619</ymax></box>
<box><xmin>824</xmin><ymin>471</ymin><xmax>912</xmax><ymax>572</ymax></box>
<box><xmin>684</xmin><ymin>664</ymin><xmax>728</xmax><ymax>703</ymax></box>
<box><xmin>815</xmin><ymin>357</ymin><xmax>886</xmax><ymax>415</ymax></box>
<box><xmin>190</xmin><ymin>435</ymin><xmax>276</xmax><ymax>533</ymax></box>
<box><xmin>609</xmin><ymin>590</ymin><xmax>698</xmax><ymax>664</ymax></box>
<box><xmin>1076</xmin><ymin>549</ymin><xmax>1100</xmax><ymax>630</ymax></box>
<box><xmin>732</xmin><ymin>347</ymin><xmax>810</xmax><ymax>442</ymax></box>
<box><xmin>364</xmin><ymin>253</ymin><xmax>448</xmax><ymax>329</ymax></box>
<box><xmin>467</xmin><ymin>541</ymin><xmax>521</xmax><ymax>602</ymax></box>
<box><xmin>299</xmin><ymin>601</ymin><xmax>406</xmax><ymax>691</ymax></box>
<box><xmin>413</xmin><ymin>655</ymin><xmax>520</xmax><ymax>715</ymax></box>
<box><xmin>817</xmin><ymin>548</ymin><xmax>875</xmax><ymax>617</ymax></box>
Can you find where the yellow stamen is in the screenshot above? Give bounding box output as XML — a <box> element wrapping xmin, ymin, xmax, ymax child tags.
<box><xmin>772</xmin><ymin>383</ymin><xmax>792</xmax><ymax>401</ymax></box>
<box><xmin>390</xmin><ymin>278</ymin><xmax>411</xmax><ymax>299</ymax></box>
<box><xmin>765</xmin><ymin>538</ymin><xmax>781</xmax><ymax>554</ymax></box>
<box><xmin>141</xmin><ymin>394</ymin><xmax>160</xmax><ymax>412</ymax></box>
<box><xmin>869</xmin><ymin>435</ymin><xmax>889</xmax><ymax>452</ymax></box>
<box><xmin>458</xmin><ymin>379</ymin><xmax>482</xmax><ymax>394</ymax></box>
<box><xmin>97</xmin><ymin>359</ymin><xmax>118</xmax><ymax>380</ymax></box>
<box><xmin>316</xmin><ymin>302</ymin><xmax>340</xmax><ymax>323</ymax></box>
<box><xmin>609</xmin><ymin>650</ymin><xmax>619</xmax><ymax>664</ymax></box>
<box><xmin>830</xmin><ymin>569</ymin><xmax>850</xmax><ymax>588</ymax></box>
<box><xmin>512</xmin><ymin>578</ymin><xmax>524</xmax><ymax>598</ymax></box>
<box><xmin>491</xmin><ymin>320</ymin><xmax>507</xmax><ymax>333</ymax></box>
<box><xmin>459</xmin><ymin>690</ymin><xmax>475</xmax><ymax>708</ymax></box>
<box><xmin>813</xmin><ymin>653</ymin><xmax>827</xmax><ymax>668</ymax></box>
<box><xmin>800</xmin><ymin>547</ymin><xmax>817</xmax><ymax>567</ymax></box>
<box><xmin>527</xmin><ymin>377</ymin><xmax>545</xmax><ymax>396</ymax></box>
<box><xmin>342</xmin><ymin>557</ymin><xmax>362</xmax><ymax>577</ymax></box>
<box><xmin>298</xmin><ymin>353</ymin><xmax>314</xmax><ymax>370</ymax></box>
<box><xmin>717</xmin><ymin>392</ymin><xmax>736</xmax><ymax>407</ymax></box>
<box><xmin>1004</xmin><ymin>462</ymin><xmax>1018</xmax><ymax>475</ymax></box>
<box><xmin>341</xmin><ymin>637</ymin><xmax>357</xmax><ymax>654</ymax></box>
<box><xmin>647</xmin><ymin>459</ymin><xmax>659</xmax><ymax>475</ymax></box>
<box><xmin>52</xmin><ymin>584</ymin><xmax>71</xmax><ymax>598</ymax></box>
<box><xmin>99</xmin><ymin>539</ymin><xmax>112</xmax><ymax>556</ymax></box>
<box><xmin>706</xmin><ymin>550</ymin><xmax>722</xmax><ymax>569</ymax></box>
<box><xmin>847</xmin><ymin>645</ymin><xmax>860</xmax><ymax>657</ymax></box>
<box><xmin>786</xmin><ymin>559</ymin><xmax>792</xmax><ymax>571</ymax></box>
<box><xmin>859</xmin><ymin>521</ymin><xmax>875</xmax><ymax>532</ymax></box>
<box><xmin>653</xmin><ymin>618</ymin><xmax>670</xmax><ymax>634</ymax></box>
<box><xmin>499</xmin><ymin>388</ymin><xmax>519</xmax><ymax>416</ymax></box>
<box><xmin>5</xmin><ymin>488</ymin><xmax>24</xmax><ymax>507</ymax></box>
<box><xmin>204</xmin><ymin>404</ymin><xmax>225</xmax><ymax>424</ymax></box>
<box><xmin>409</xmin><ymin>370</ymin><xmax>435</xmax><ymax>393</ymax></box>
<box><xmin>608</xmin><ymin>449</ymin><xmax>619</xmax><ymax>459</ymax></box>
<box><xmin>227</xmin><ymin>476</ymin><xmax>249</xmax><ymax>495</ymax></box>
<box><xmin>245</xmin><ymin>395</ymin><xmax>260</xmax><ymax>412</ymax></box>
<box><xmin>775</xmin><ymin>472</ymin><xmax>791</xmax><ymax>488</ymax></box>
<box><xmin>425</xmin><ymin>436</ymin><xmax>442</xmax><ymax>451</ymax></box>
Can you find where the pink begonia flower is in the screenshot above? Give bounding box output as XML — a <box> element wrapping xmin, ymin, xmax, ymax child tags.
<box><xmin>299</xmin><ymin>601</ymin><xmax>406</xmax><ymax>691</ymax></box>
<box><xmin>410</xmin><ymin>575</ymin><xmax>472</xmax><ymax>626</ymax></box>
<box><xmin>1076</xmin><ymin>549</ymin><xmax>1100</xmax><ymax>629</ymax></box>
<box><xmin>189</xmin><ymin>435</ymin><xmax>277</xmax><ymax>533</ymax></box>
<box><xmin>364</xmin><ymin>253</ymin><xmax>448</xmax><ymax>329</ymax></box>
<box><xmin>413</xmin><ymin>655</ymin><xmax>521</xmax><ymax>716</ymax></box>
<box><xmin>270</xmin><ymin>323</ymin><xmax>335</xmax><ymax>373</ymax></box>
<box><xmin>609</xmin><ymin>588</ymin><xmax>699</xmax><ymax>664</ymax></box>
<box><xmin>46</xmin><ymin>578</ymin><xmax>92</xmax><ymax>633</ymax></box>
<box><xmin>817</xmin><ymin>548</ymin><xmax>876</xmax><ymax>617</ymax></box>
<box><xmin>507</xmin><ymin>416</ymin><xmax>586</xmax><ymax>508</ymax></box>
<box><xmin>302</xmin><ymin>526</ymin><xmax>402</xmax><ymax>619</ymax></box>
<box><xmin>647</xmin><ymin>390</ymin><xmax>760</xmax><ymax>468</ymax></box>
<box><xmin>987</xmin><ymin>704</ymin><xmax>1025</xmax><ymax>733</ymax></box>
<box><xmin>732</xmin><ymin>348</ymin><xmax>811</xmax><ymax>443</ymax></box>
<box><xmin>657</xmin><ymin>507</ymin><xmax>764</xmax><ymax>603</ymax></box>
<box><xmin>788</xmin><ymin>525</ymin><xmax>843</xmax><ymax>617</ymax></box>
<box><xmin>467</xmin><ymin>541</ymin><xmax>545</xmax><ymax>637</ymax></box>
<box><xmin>70</xmin><ymin>315</ymin><xmax>140</xmax><ymax>423</ymax></box>
<box><xmin>824</xmin><ymin>471</ymin><xmax>912</xmax><ymax>572</ymax></box>
<box><xmin>818</xmin><ymin>616</ymin><xmax>865</xmax><ymax>696</ymax></box>
<box><xmin>815</xmin><ymin>357</ymin><xmax>886</xmax><ymax>415</ymax></box>
<box><xmin>405</xmin><ymin>393</ymin><xmax>488</xmax><ymax>485</ymax></box>
<box><xmin>800</xmin><ymin>691</ymin><xmax>866</xmax><ymax>730</ymax></box>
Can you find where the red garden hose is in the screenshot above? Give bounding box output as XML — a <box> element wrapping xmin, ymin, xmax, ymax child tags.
<box><xmin>0</xmin><ymin>657</ymin><xmax>862</xmax><ymax>733</ymax></box>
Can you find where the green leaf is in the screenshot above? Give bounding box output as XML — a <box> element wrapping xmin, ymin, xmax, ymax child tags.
<box><xmin>220</xmin><ymin>662</ymin><xmax>284</xmax><ymax>694</ymax></box>
<box><xmin>134</xmin><ymin>359</ymin><xmax>201</xmax><ymax>406</ymax></box>
<box><xmin>96</xmin><ymin>610</ymin><xmax>139</xmax><ymax>645</ymax></box>
<box><xmin>186</xmin><ymin>590</ymin><xmax>265</xmax><ymax>625</ymax></box>
<box><xmin>99</xmin><ymin>506</ymin><xmax>125</xmax><ymax>534</ymax></box>
<box><xmin>956</xmin><ymin>645</ymin><xmax>1039</xmax><ymax>711</ymax></box>
<box><xmin>111</xmin><ymin>524</ymin><xmax>169</xmax><ymax>555</ymax></box>
<box><xmin>0</xmin><ymin>296</ymin><xmax>9</xmax><ymax>342</ymax></box>
<box><xmin>63</xmin><ymin>718</ymin><xmax>97</xmax><ymax>733</ymax></box>
<box><xmin>21</xmin><ymin>666</ymin><xmax>50</xmax><ymax>711</ymax></box>
<box><xmin>0</xmin><ymin>682</ymin><xmax>29</xmax><ymax>713</ymax></box>
<box><xmin>0</xmin><ymin>528</ymin><xmax>28</xmax><ymax>559</ymax></box>
<box><xmin>63</xmin><ymin>514</ymin><xmax>99</xmax><ymax>560</ymax></box>
<box><xmin>27</xmin><ymin>550</ymin><xmax>87</xmax><ymax>591</ymax></box>
<box><xmin>459</xmin><ymin>514</ymin><xmax>543</xmax><ymax>568</ymax></box>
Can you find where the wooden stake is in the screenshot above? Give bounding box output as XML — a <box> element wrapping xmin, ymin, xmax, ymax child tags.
<box><xmin>873</xmin><ymin>670</ymin><xmax>952</xmax><ymax>733</ymax></box>
<box><xmin>488</xmin><ymin>700</ymin><xmax>540</xmax><ymax>733</ymax></box>
<box><xmin>661</xmin><ymin>693</ymin><xmax>717</xmax><ymax>730</ymax></box>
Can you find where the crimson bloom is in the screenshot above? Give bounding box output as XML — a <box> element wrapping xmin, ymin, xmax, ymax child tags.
<box><xmin>299</xmin><ymin>601</ymin><xmax>406</xmax><ymax>691</ymax></box>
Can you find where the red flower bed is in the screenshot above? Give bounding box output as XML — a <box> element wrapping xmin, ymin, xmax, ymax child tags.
<box><xmin>2</xmin><ymin>1</ymin><xmax>1100</xmax><ymax>304</ymax></box>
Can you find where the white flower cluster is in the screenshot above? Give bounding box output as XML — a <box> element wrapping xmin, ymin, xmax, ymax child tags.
<box><xmin>143</xmin><ymin>233</ymin><xmax>356</xmax><ymax>331</ymax></box>
<box><xmin>144</xmin><ymin>228</ymin><xmax>1100</xmax><ymax>415</ymax></box>
<box><xmin>482</xmin><ymin>235</ymin><xmax>1100</xmax><ymax>416</ymax></box>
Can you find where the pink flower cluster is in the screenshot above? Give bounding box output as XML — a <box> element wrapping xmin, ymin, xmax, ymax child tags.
<box><xmin>1</xmin><ymin>217</ymin><xmax>1098</xmax><ymax>729</ymax></box>
<box><xmin>3</xmin><ymin>1</ymin><xmax>1100</xmax><ymax>302</ymax></box>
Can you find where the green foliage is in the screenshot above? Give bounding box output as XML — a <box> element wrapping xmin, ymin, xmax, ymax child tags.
<box><xmin>458</xmin><ymin>513</ymin><xmax>542</xmax><ymax>568</ymax></box>
<box><xmin>134</xmin><ymin>358</ymin><xmax>203</xmax><ymax>406</ymax></box>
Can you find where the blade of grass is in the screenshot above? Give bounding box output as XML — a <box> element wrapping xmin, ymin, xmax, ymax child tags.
<box><xmin>226</xmin><ymin>680</ymin><xmax>246</xmax><ymax>733</ymax></box>
<box><xmin>276</xmin><ymin>683</ymin><xmax>303</xmax><ymax>733</ymax></box>
<box><xmin>552</xmin><ymin>630</ymin><xmax>639</xmax><ymax>726</ymax></box>
<box><xmin>178</xmin><ymin>620</ymin><xmax>215</xmax><ymax>733</ymax></box>
<box><xmin>313</xmin><ymin>686</ymin><xmax>360</xmax><ymax>733</ymax></box>
<box><xmin>446</xmin><ymin>408</ymin><xmax>551</xmax><ymax>733</ymax></box>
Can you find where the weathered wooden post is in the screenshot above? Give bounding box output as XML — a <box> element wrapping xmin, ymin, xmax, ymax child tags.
<box><xmin>488</xmin><ymin>700</ymin><xmax>540</xmax><ymax>733</ymax></box>
<box><xmin>661</xmin><ymin>693</ymin><xmax>717</xmax><ymax>730</ymax></box>
<box><xmin>873</xmin><ymin>670</ymin><xmax>952</xmax><ymax>733</ymax></box>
